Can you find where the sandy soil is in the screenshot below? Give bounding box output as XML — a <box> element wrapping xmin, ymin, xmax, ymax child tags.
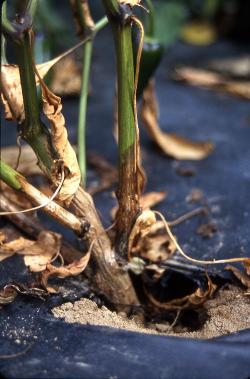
<box><xmin>52</xmin><ymin>285</ymin><xmax>250</xmax><ymax>339</ymax></box>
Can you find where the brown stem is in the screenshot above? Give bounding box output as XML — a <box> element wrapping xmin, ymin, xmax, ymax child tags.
<box><xmin>71</xmin><ymin>187</ymin><xmax>139</xmax><ymax>308</ymax></box>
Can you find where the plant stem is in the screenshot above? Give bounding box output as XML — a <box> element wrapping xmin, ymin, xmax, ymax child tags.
<box><xmin>71</xmin><ymin>1</ymin><xmax>108</xmax><ymax>185</ymax></box>
<box><xmin>103</xmin><ymin>1</ymin><xmax>141</xmax><ymax>255</ymax></box>
<box><xmin>15</xmin><ymin>31</ymin><xmax>58</xmax><ymax>174</ymax></box>
<box><xmin>78</xmin><ymin>39</ymin><xmax>93</xmax><ymax>185</ymax></box>
<box><xmin>0</xmin><ymin>160</ymin><xmax>84</xmax><ymax>234</ymax></box>
<box><xmin>0</xmin><ymin>160</ymin><xmax>22</xmax><ymax>190</ymax></box>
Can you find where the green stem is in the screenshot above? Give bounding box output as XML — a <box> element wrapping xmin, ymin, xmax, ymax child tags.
<box><xmin>0</xmin><ymin>160</ymin><xmax>22</xmax><ymax>190</ymax></box>
<box><xmin>15</xmin><ymin>32</ymin><xmax>57</xmax><ymax>173</ymax></box>
<box><xmin>75</xmin><ymin>3</ymin><xmax>108</xmax><ymax>185</ymax></box>
<box><xmin>103</xmin><ymin>1</ymin><xmax>140</xmax><ymax>255</ymax></box>
<box><xmin>78</xmin><ymin>39</ymin><xmax>93</xmax><ymax>185</ymax></box>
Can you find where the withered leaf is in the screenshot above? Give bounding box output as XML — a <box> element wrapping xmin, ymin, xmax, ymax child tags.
<box><xmin>119</xmin><ymin>0</ymin><xmax>141</xmax><ymax>6</ymax></box>
<box><xmin>41</xmin><ymin>251</ymin><xmax>91</xmax><ymax>293</ymax></box>
<box><xmin>146</xmin><ymin>275</ymin><xmax>216</xmax><ymax>310</ymax></box>
<box><xmin>1</xmin><ymin>42</ymin><xmax>85</xmax><ymax>122</ymax></box>
<box><xmin>23</xmin><ymin>231</ymin><xmax>61</xmax><ymax>272</ymax></box>
<box><xmin>141</xmin><ymin>80</ymin><xmax>214</xmax><ymax>160</ymax></box>
<box><xmin>175</xmin><ymin>67</ymin><xmax>250</xmax><ymax>100</ymax></box>
<box><xmin>139</xmin><ymin>191</ymin><xmax>167</xmax><ymax>210</ymax></box>
<box><xmin>37</xmin><ymin>78</ymin><xmax>81</xmax><ymax>204</ymax></box>
<box><xmin>0</xmin><ymin>287</ymin><xmax>18</xmax><ymax>306</ymax></box>
<box><xmin>0</xmin><ymin>236</ymin><xmax>35</xmax><ymax>262</ymax></box>
<box><xmin>0</xmin><ymin>230</ymin><xmax>61</xmax><ymax>273</ymax></box>
<box><xmin>132</xmin><ymin>221</ymin><xmax>176</xmax><ymax>262</ymax></box>
<box><xmin>226</xmin><ymin>264</ymin><xmax>250</xmax><ymax>290</ymax></box>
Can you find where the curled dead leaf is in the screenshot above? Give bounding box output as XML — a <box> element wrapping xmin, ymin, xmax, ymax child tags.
<box><xmin>23</xmin><ymin>231</ymin><xmax>61</xmax><ymax>272</ymax></box>
<box><xmin>41</xmin><ymin>251</ymin><xmax>91</xmax><ymax>293</ymax></box>
<box><xmin>145</xmin><ymin>274</ymin><xmax>216</xmax><ymax>310</ymax></box>
<box><xmin>128</xmin><ymin>210</ymin><xmax>156</xmax><ymax>259</ymax></box>
<box><xmin>132</xmin><ymin>221</ymin><xmax>176</xmax><ymax>262</ymax></box>
<box><xmin>0</xmin><ymin>236</ymin><xmax>35</xmax><ymax>262</ymax></box>
<box><xmin>226</xmin><ymin>264</ymin><xmax>250</xmax><ymax>291</ymax></box>
<box><xmin>141</xmin><ymin>80</ymin><xmax>214</xmax><ymax>160</ymax></box>
<box><xmin>1</xmin><ymin>41</ymin><xmax>86</xmax><ymax>122</ymax></box>
<box><xmin>0</xmin><ymin>287</ymin><xmax>18</xmax><ymax>306</ymax></box>
<box><xmin>175</xmin><ymin>67</ymin><xmax>250</xmax><ymax>100</ymax></box>
<box><xmin>119</xmin><ymin>0</ymin><xmax>141</xmax><ymax>6</ymax></box>
<box><xmin>0</xmin><ymin>230</ymin><xmax>61</xmax><ymax>273</ymax></box>
<box><xmin>37</xmin><ymin>75</ymin><xmax>81</xmax><ymax>204</ymax></box>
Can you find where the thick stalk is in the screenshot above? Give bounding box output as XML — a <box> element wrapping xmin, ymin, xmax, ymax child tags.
<box><xmin>103</xmin><ymin>1</ymin><xmax>141</xmax><ymax>255</ymax></box>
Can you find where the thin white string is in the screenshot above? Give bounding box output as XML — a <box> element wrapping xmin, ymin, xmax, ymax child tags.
<box><xmin>0</xmin><ymin>171</ymin><xmax>65</xmax><ymax>216</ymax></box>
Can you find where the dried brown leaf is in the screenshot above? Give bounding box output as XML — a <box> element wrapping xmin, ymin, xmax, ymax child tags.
<box><xmin>131</xmin><ymin>220</ymin><xmax>176</xmax><ymax>262</ymax></box>
<box><xmin>1</xmin><ymin>42</ymin><xmax>84</xmax><ymax>122</ymax></box>
<box><xmin>139</xmin><ymin>191</ymin><xmax>167</xmax><ymax>210</ymax></box>
<box><xmin>119</xmin><ymin>0</ymin><xmax>141</xmax><ymax>6</ymax></box>
<box><xmin>128</xmin><ymin>210</ymin><xmax>156</xmax><ymax>258</ymax></box>
<box><xmin>0</xmin><ymin>237</ymin><xmax>35</xmax><ymax>262</ymax></box>
<box><xmin>226</xmin><ymin>264</ymin><xmax>250</xmax><ymax>289</ymax></box>
<box><xmin>23</xmin><ymin>231</ymin><xmax>61</xmax><ymax>272</ymax></box>
<box><xmin>41</xmin><ymin>251</ymin><xmax>91</xmax><ymax>293</ymax></box>
<box><xmin>50</xmin><ymin>56</ymin><xmax>81</xmax><ymax>96</ymax></box>
<box><xmin>0</xmin><ymin>230</ymin><xmax>60</xmax><ymax>272</ymax></box>
<box><xmin>38</xmin><ymin>79</ymin><xmax>81</xmax><ymax>204</ymax></box>
<box><xmin>146</xmin><ymin>275</ymin><xmax>216</xmax><ymax>310</ymax></box>
<box><xmin>0</xmin><ymin>287</ymin><xmax>18</xmax><ymax>306</ymax></box>
<box><xmin>175</xmin><ymin>67</ymin><xmax>250</xmax><ymax>100</ymax></box>
<box><xmin>141</xmin><ymin>80</ymin><xmax>214</xmax><ymax>160</ymax></box>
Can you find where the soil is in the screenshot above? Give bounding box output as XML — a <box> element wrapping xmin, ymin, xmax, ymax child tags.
<box><xmin>53</xmin><ymin>284</ymin><xmax>250</xmax><ymax>339</ymax></box>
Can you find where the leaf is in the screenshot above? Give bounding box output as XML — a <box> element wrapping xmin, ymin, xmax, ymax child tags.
<box><xmin>38</xmin><ymin>80</ymin><xmax>81</xmax><ymax>204</ymax></box>
<box><xmin>226</xmin><ymin>264</ymin><xmax>250</xmax><ymax>290</ymax></box>
<box><xmin>146</xmin><ymin>274</ymin><xmax>216</xmax><ymax>310</ymax></box>
<box><xmin>181</xmin><ymin>21</ymin><xmax>217</xmax><ymax>46</ymax></box>
<box><xmin>119</xmin><ymin>0</ymin><xmax>141</xmax><ymax>6</ymax></box>
<box><xmin>41</xmin><ymin>251</ymin><xmax>91</xmax><ymax>293</ymax></box>
<box><xmin>23</xmin><ymin>231</ymin><xmax>61</xmax><ymax>272</ymax></box>
<box><xmin>0</xmin><ymin>236</ymin><xmax>35</xmax><ymax>262</ymax></box>
<box><xmin>141</xmin><ymin>80</ymin><xmax>214</xmax><ymax>160</ymax></box>
<box><xmin>49</xmin><ymin>56</ymin><xmax>81</xmax><ymax>96</ymax></box>
<box><xmin>0</xmin><ymin>231</ymin><xmax>61</xmax><ymax>272</ymax></box>
<box><xmin>0</xmin><ymin>287</ymin><xmax>18</xmax><ymax>307</ymax></box>
<box><xmin>130</xmin><ymin>219</ymin><xmax>176</xmax><ymax>262</ymax></box>
<box><xmin>140</xmin><ymin>191</ymin><xmax>167</xmax><ymax>210</ymax></box>
<box><xmin>175</xmin><ymin>67</ymin><xmax>250</xmax><ymax>100</ymax></box>
<box><xmin>154</xmin><ymin>2</ymin><xmax>187</xmax><ymax>47</ymax></box>
<box><xmin>1</xmin><ymin>65</ymin><xmax>25</xmax><ymax>122</ymax></box>
<box><xmin>1</xmin><ymin>40</ymin><xmax>87</xmax><ymax>122</ymax></box>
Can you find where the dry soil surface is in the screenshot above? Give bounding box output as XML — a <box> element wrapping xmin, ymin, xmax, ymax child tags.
<box><xmin>52</xmin><ymin>285</ymin><xmax>250</xmax><ymax>339</ymax></box>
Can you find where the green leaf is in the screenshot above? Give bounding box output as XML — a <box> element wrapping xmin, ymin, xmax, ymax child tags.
<box><xmin>154</xmin><ymin>1</ymin><xmax>187</xmax><ymax>47</ymax></box>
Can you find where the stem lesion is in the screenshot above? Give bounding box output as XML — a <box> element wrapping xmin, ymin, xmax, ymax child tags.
<box><xmin>102</xmin><ymin>0</ymin><xmax>144</xmax><ymax>255</ymax></box>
